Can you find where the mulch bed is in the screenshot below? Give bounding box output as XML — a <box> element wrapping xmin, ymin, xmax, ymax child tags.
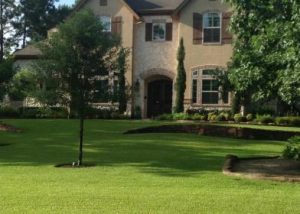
<box><xmin>223</xmin><ymin>155</ymin><xmax>300</xmax><ymax>182</ymax></box>
<box><xmin>0</xmin><ymin>121</ymin><xmax>22</xmax><ymax>133</ymax></box>
<box><xmin>55</xmin><ymin>163</ymin><xmax>96</xmax><ymax>168</ymax></box>
<box><xmin>124</xmin><ymin>124</ymin><xmax>300</xmax><ymax>141</ymax></box>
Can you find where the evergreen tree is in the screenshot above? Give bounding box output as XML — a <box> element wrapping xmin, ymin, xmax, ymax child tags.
<box><xmin>117</xmin><ymin>47</ymin><xmax>129</xmax><ymax>114</ymax></box>
<box><xmin>13</xmin><ymin>0</ymin><xmax>72</xmax><ymax>48</ymax></box>
<box><xmin>0</xmin><ymin>0</ymin><xmax>16</xmax><ymax>62</ymax></box>
<box><xmin>0</xmin><ymin>58</ymin><xmax>14</xmax><ymax>101</ymax></box>
<box><xmin>174</xmin><ymin>38</ymin><xmax>186</xmax><ymax>113</ymax></box>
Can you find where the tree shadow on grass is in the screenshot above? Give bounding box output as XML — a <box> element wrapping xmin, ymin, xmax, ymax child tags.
<box><xmin>0</xmin><ymin>125</ymin><xmax>283</xmax><ymax>177</ymax></box>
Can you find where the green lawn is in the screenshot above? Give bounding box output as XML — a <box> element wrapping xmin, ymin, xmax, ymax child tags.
<box><xmin>0</xmin><ymin>120</ymin><xmax>299</xmax><ymax>214</ymax></box>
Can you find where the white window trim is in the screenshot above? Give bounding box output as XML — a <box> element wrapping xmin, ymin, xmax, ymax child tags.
<box><xmin>191</xmin><ymin>68</ymin><xmax>230</xmax><ymax>106</ymax></box>
<box><xmin>100</xmin><ymin>16</ymin><xmax>112</xmax><ymax>32</ymax></box>
<box><xmin>202</xmin><ymin>12</ymin><xmax>222</xmax><ymax>45</ymax></box>
<box><xmin>152</xmin><ymin>21</ymin><xmax>166</xmax><ymax>42</ymax></box>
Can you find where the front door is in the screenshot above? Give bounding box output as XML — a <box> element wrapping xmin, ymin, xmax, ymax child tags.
<box><xmin>147</xmin><ymin>79</ymin><xmax>173</xmax><ymax>118</ymax></box>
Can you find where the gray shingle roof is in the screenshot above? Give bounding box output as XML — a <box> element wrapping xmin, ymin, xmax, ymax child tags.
<box><xmin>125</xmin><ymin>0</ymin><xmax>186</xmax><ymax>14</ymax></box>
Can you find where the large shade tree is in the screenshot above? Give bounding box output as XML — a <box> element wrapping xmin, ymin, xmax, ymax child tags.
<box><xmin>225</xmin><ymin>0</ymin><xmax>300</xmax><ymax>114</ymax></box>
<box><xmin>35</xmin><ymin>10</ymin><xmax>120</xmax><ymax>166</ymax></box>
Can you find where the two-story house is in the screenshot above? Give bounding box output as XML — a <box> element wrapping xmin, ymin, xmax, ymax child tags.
<box><xmin>13</xmin><ymin>0</ymin><xmax>233</xmax><ymax>118</ymax></box>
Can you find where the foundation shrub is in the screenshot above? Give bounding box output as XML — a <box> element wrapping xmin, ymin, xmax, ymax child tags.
<box><xmin>282</xmin><ymin>136</ymin><xmax>300</xmax><ymax>160</ymax></box>
<box><xmin>256</xmin><ymin>114</ymin><xmax>275</xmax><ymax>124</ymax></box>
<box><xmin>234</xmin><ymin>113</ymin><xmax>247</xmax><ymax>123</ymax></box>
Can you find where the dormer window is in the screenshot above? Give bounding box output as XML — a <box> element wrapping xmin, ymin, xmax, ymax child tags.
<box><xmin>203</xmin><ymin>12</ymin><xmax>221</xmax><ymax>43</ymax></box>
<box><xmin>100</xmin><ymin>16</ymin><xmax>111</xmax><ymax>32</ymax></box>
<box><xmin>152</xmin><ymin>22</ymin><xmax>166</xmax><ymax>41</ymax></box>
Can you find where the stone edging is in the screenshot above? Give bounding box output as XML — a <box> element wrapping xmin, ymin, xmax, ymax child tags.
<box><xmin>222</xmin><ymin>155</ymin><xmax>300</xmax><ymax>182</ymax></box>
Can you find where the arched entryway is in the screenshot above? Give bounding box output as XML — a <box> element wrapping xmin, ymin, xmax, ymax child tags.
<box><xmin>147</xmin><ymin>78</ymin><xmax>173</xmax><ymax>118</ymax></box>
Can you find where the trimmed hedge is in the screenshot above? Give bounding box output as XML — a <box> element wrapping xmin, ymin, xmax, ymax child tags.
<box><xmin>125</xmin><ymin>124</ymin><xmax>300</xmax><ymax>141</ymax></box>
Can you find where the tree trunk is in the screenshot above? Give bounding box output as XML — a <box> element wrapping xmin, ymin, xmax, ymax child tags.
<box><xmin>77</xmin><ymin>87</ymin><xmax>85</xmax><ymax>166</ymax></box>
<box><xmin>78</xmin><ymin>113</ymin><xmax>84</xmax><ymax>166</ymax></box>
<box><xmin>0</xmin><ymin>0</ymin><xmax>4</xmax><ymax>62</ymax></box>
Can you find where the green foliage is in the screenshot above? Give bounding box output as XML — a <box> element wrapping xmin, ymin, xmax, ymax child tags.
<box><xmin>234</xmin><ymin>114</ymin><xmax>247</xmax><ymax>123</ymax></box>
<box><xmin>34</xmin><ymin>9</ymin><xmax>120</xmax><ymax>114</ymax></box>
<box><xmin>156</xmin><ymin>114</ymin><xmax>174</xmax><ymax>121</ymax></box>
<box><xmin>0</xmin><ymin>0</ymin><xmax>17</xmax><ymax>60</ymax></box>
<box><xmin>256</xmin><ymin>115</ymin><xmax>275</xmax><ymax>124</ymax></box>
<box><xmin>0</xmin><ymin>106</ymin><xmax>19</xmax><ymax>118</ymax></box>
<box><xmin>246</xmin><ymin>113</ymin><xmax>254</xmax><ymax>121</ymax></box>
<box><xmin>20</xmin><ymin>107</ymin><xmax>68</xmax><ymax>119</ymax></box>
<box><xmin>276</xmin><ymin>117</ymin><xmax>300</xmax><ymax>127</ymax></box>
<box><xmin>13</xmin><ymin>1</ymin><xmax>72</xmax><ymax>46</ymax></box>
<box><xmin>282</xmin><ymin>136</ymin><xmax>300</xmax><ymax>160</ymax></box>
<box><xmin>116</xmin><ymin>47</ymin><xmax>129</xmax><ymax>114</ymax></box>
<box><xmin>174</xmin><ymin>38</ymin><xmax>186</xmax><ymax>113</ymax></box>
<box><xmin>226</xmin><ymin>0</ymin><xmax>300</xmax><ymax>113</ymax></box>
<box><xmin>8</xmin><ymin>69</ymin><xmax>37</xmax><ymax>101</ymax></box>
<box><xmin>0</xmin><ymin>58</ymin><xmax>14</xmax><ymax>100</ymax></box>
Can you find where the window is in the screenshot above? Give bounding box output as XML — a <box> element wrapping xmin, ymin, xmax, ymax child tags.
<box><xmin>100</xmin><ymin>16</ymin><xmax>111</xmax><ymax>32</ymax></box>
<box><xmin>203</xmin><ymin>12</ymin><xmax>221</xmax><ymax>43</ymax></box>
<box><xmin>192</xmin><ymin>79</ymin><xmax>198</xmax><ymax>103</ymax></box>
<box><xmin>202</xmin><ymin>79</ymin><xmax>219</xmax><ymax>104</ymax></box>
<box><xmin>153</xmin><ymin>22</ymin><xmax>166</xmax><ymax>41</ymax></box>
<box><xmin>191</xmin><ymin>68</ymin><xmax>230</xmax><ymax>105</ymax></box>
<box><xmin>100</xmin><ymin>0</ymin><xmax>107</xmax><ymax>6</ymax></box>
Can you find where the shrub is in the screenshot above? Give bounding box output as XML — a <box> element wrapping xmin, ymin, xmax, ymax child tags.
<box><xmin>275</xmin><ymin>117</ymin><xmax>300</xmax><ymax>127</ymax></box>
<box><xmin>208</xmin><ymin>112</ymin><xmax>218</xmax><ymax>121</ymax></box>
<box><xmin>233</xmin><ymin>113</ymin><xmax>247</xmax><ymax>123</ymax></box>
<box><xmin>219</xmin><ymin>111</ymin><xmax>232</xmax><ymax>121</ymax></box>
<box><xmin>19</xmin><ymin>107</ymin><xmax>68</xmax><ymax>119</ymax></box>
<box><xmin>275</xmin><ymin>117</ymin><xmax>290</xmax><ymax>126</ymax></box>
<box><xmin>173</xmin><ymin>113</ymin><xmax>189</xmax><ymax>120</ymax></box>
<box><xmin>282</xmin><ymin>136</ymin><xmax>300</xmax><ymax>160</ymax></box>
<box><xmin>156</xmin><ymin>114</ymin><xmax>174</xmax><ymax>121</ymax></box>
<box><xmin>256</xmin><ymin>114</ymin><xmax>275</xmax><ymax>124</ymax></box>
<box><xmin>246</xmin><ymin>113</ymin><xmax>254</xmax><ymax>122</ymax></box>
<box><xmin>0</xmin><ymin>106</ymin><xmax>20</xmax><ymax>118</ymax></box>
<box><xmin>191</xmin><ymin>113</ymin><xmax>206</xmax><ymax>121</ymax></box>
<box><xmin>216</xmin><ymin>114</ymin><xmax>226</xmax><ymax>122</ymax></box>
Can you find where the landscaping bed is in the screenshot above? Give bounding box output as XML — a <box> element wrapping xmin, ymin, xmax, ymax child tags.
<box><xmin>125</xmin><ymin>124</ymin><xmax>300</xmax><ymax>141</ymax></box>
<box><xmin>0</xmin><ymin>121</ymin><xmax>22</xmax><ymax>133</ymax></box>
<box><xmin>223</xmin><ymin>155</ymin><xmax>300</xmax><ymax>182</ymax></box>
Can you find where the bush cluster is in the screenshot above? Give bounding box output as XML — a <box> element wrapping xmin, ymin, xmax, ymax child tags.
<box><xmin>282</xmin><ymin>136</ymin><xmax>300</xmax><ymax>160</ymax></box>
<box><xmin>156</xmin><ymin>110</ymin><xmax>300</xmax><ymax>127</ymax></box>
<box><xmin>0</xmin><ymin>106</ymin><xmax>129</xmax><ymax>119</ymax></box>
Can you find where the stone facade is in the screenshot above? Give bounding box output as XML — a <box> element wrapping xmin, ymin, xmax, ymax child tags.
<box><xmin>13</xmin><ymin>0</ymin><xmax>233</xmax><ymax>118</ymax></box>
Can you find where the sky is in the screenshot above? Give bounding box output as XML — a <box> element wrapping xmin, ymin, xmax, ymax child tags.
<box><xmin>56</xmin><ymin>0</ymin><xmax>76</xmax><ymax>6</ymax></box>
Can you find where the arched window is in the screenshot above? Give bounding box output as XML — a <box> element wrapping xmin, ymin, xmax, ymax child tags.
<box><xmin>203</xmin><ymin>12</ymin><xmax>221</xmax><ymax>43</ymax></box>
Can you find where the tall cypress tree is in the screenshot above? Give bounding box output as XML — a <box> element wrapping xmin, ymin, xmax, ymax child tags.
<box><xmin>174</xmin><ymin>38</ymin><xmax>186</xmax><ymax>113</ymax></box>
<box><xmin>117</xmin><ymin>47</ymin><xmax>129</xmax><ymax>114</ymax></box>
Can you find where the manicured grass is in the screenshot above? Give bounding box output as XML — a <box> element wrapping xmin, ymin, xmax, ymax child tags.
<box><xmin>0</xmin><ymin>119</ymin><xmax>299</xmax><ymax>213</ymax></box>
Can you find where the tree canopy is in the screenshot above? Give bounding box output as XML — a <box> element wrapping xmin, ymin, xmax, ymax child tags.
<box><xmin>226</xmin><ymin>0</ymin><xmax>300</xmax><ymax>113</ymax></box>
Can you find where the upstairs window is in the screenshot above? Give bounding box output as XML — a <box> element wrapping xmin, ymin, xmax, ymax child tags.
<box><xmin>100</xmin><ymin>0</ymin><xmax>107</xmax><ymax>6</ymax></box>
<box><xmin>203</xmin><ymin>12</ymin><xmax>221</xmax><ymax>43</ymax></box>
<box><xmin>100</xmin><ymin>16</ymin><xmax>111</xmax><ymax>32</ymax></box>
<box><xmin>152</xmin><ymin>22</ymin><xmax>166</xmax><ymax>41</ymax></box>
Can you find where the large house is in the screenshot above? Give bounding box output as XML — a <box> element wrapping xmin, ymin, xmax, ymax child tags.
<box><xmin>13</xmin><ymin>0</ymin><xmax>233</xmax><ymax>118</ymax></box>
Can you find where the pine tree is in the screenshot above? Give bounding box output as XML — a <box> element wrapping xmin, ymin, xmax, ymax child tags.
<box><xmin>174</xmin><ymin>38</ymin><xmax>186</xmax><ymax>113</ymax></box>
<box><xmin>0</xmin><ymin>0</ymin><xmax>16</xmax><ymax>62</ymax></box>
<box><xmin>13</xmin><ymin>0</ymin><xmax>72</xmax><ymax>48</ymax></box>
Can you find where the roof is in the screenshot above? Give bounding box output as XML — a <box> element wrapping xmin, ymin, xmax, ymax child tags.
<box><xmin>13</xmin><ymin>45</ymin><xmax>42</xmax><ymax>60</ymax></box>
<box><xmin>74</xmin><ymin>0</ymin><xmax>190</xmax><ymax>16</ymax></box>
<box><xmin>124</xmin><ymin>0</ymin><xmax>188</xmax><ymax>15</ymax></box>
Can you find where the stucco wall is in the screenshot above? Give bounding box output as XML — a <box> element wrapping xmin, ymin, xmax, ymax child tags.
<box><xmin>179</xmin><ymin>0</ymin><xmax>233</xmax><ymax>104</ymax></box>
<box><xmin>133</xmin><ymin>15</ymin><xmax>179</xmax><ymax>117</ymax></box>
<box><xmin>82</xmin><ymin>0</ymin><xmax>135</xmax><ymax>86</ymax></box>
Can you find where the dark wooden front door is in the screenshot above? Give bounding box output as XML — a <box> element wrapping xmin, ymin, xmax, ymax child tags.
<box><xmin>147</xmin><ymin>79</ymin><xmax>173</xmax><ymax>118</ymax></box>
